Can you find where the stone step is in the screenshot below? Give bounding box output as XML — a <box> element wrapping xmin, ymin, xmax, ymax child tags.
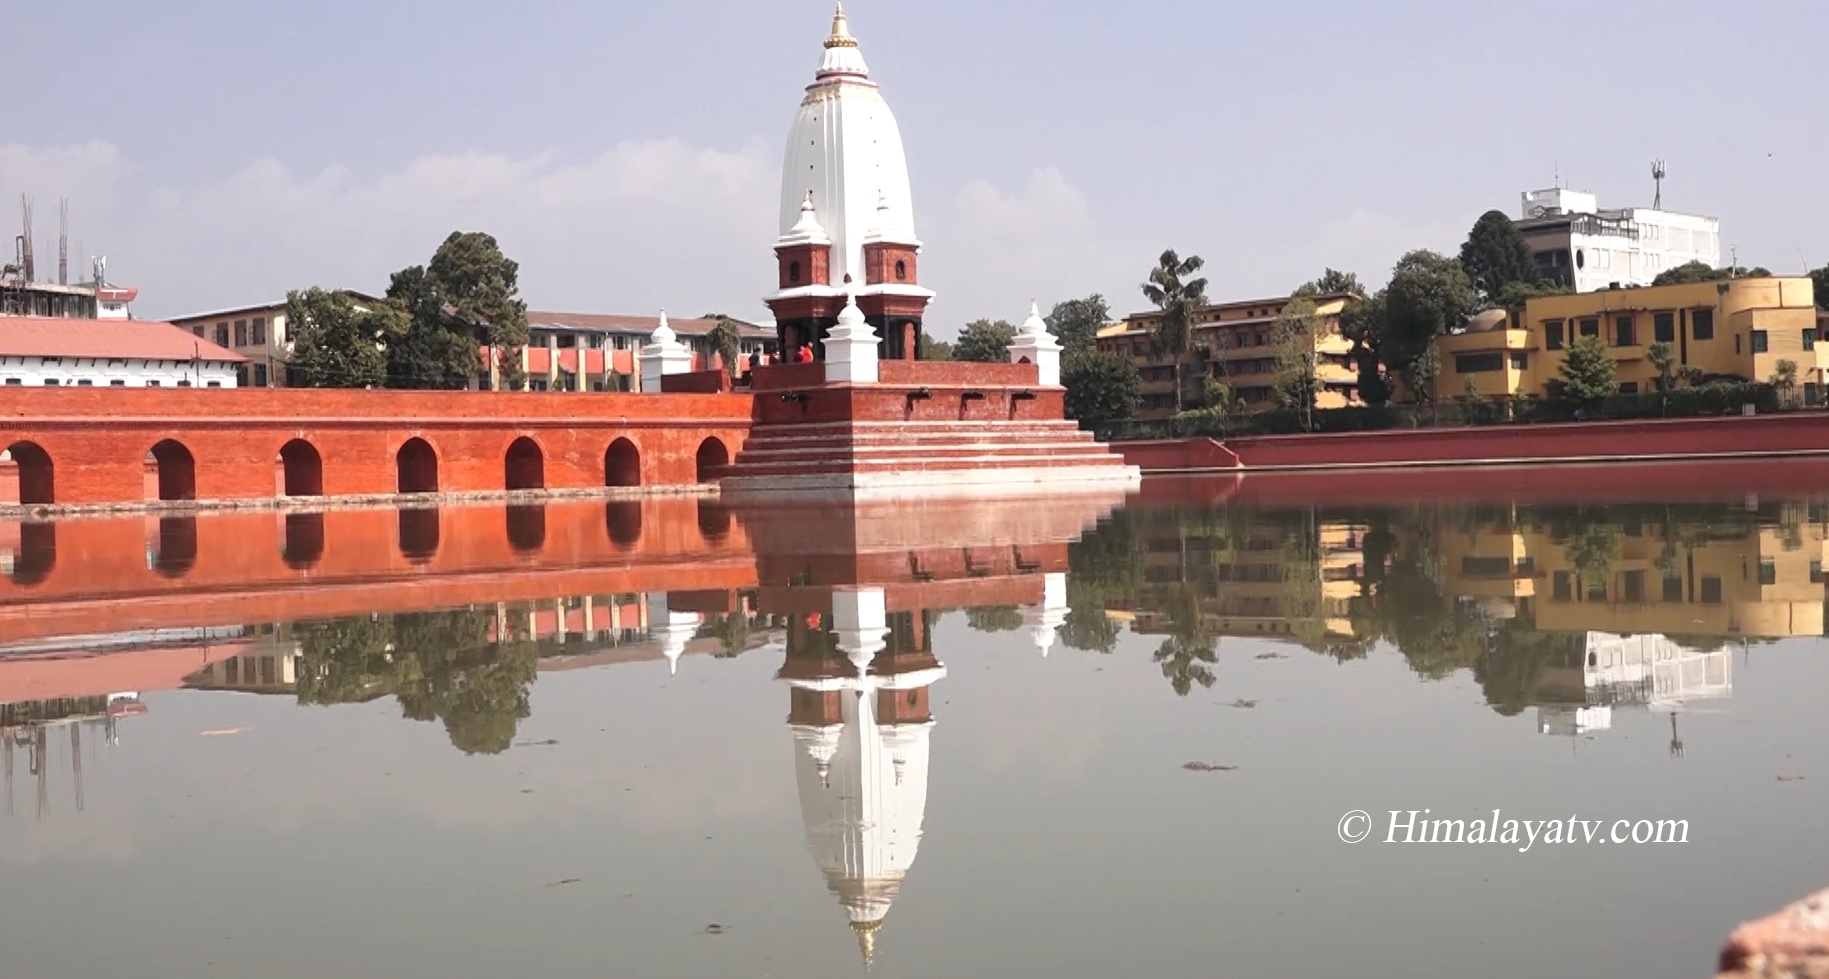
<box><xmin>737</xmin><ymin>427</ymin><xmax>1101</xmax><ymax>451</ymax></box>
<box><xmin>722</xmin><ymin>453</ymin><xmax>1136</xmax><ymax>479</ymax></box>
<box><xmin>732</xmin><ymin>443</ymin><xmax>1122</xmax><ymax>467</ymax></box>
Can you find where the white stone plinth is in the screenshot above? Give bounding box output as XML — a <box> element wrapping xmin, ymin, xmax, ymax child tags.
<box><xmin>1009</xmin><ymin>300</ymin><xmax>1063</xmax><ymax>387</ymax></box>
<box><xmin>640</xmin><ymin>310</ymin><xmax>694</xmax><ymax>393</ymax></box>
<box><xmin>825</xmin><ymin>293</ymin><xmax>880</xmax><ymax>385</ymax></box>
<box><xmin>833</xmin><ymin>586</ymin><xmax>890</xmax><ymax>672</ymax></box>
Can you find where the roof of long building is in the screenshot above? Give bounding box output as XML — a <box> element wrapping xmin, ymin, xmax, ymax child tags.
<box><xmin>0</xmin><ymin>315</ymin><xmax>247</xmax><ymax>362</ymax></box>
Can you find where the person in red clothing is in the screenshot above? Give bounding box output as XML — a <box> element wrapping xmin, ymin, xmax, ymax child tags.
<box><xmin>796</xmin><ymin>344</ymin><xmax>814</xmax><ymax>363</ymax></box>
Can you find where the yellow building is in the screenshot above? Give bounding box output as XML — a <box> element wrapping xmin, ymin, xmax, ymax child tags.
<box><xmin>1098</xmin><ymin>292</ymin><xmax>1363</xmax><ymax>418</ymax></box>
<box><xmin>1435</xmin><ymin>276</ymin><xmax>1822</xmax><ymax>404</ymax></box>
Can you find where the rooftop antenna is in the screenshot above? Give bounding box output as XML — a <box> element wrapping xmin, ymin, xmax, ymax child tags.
<box><xmin>1651</xmin><ymin>160</ymin><xmax>1666</xmax><ymax>210</ymax></box>
<box><xmin>57</xmin><ymin>199</ymin><xmax>68</xmax><ymax>286</ymax></box>
<box><xmin>19</xmin><ymin>194</ymin><xmax>34</xmax><ymax>283</ymax></box>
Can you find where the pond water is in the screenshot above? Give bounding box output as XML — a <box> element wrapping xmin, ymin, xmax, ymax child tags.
<box><xmin>1</xmin><ymin>489</ymin><xmax>1826</xmax><ymax>977</ymax></box>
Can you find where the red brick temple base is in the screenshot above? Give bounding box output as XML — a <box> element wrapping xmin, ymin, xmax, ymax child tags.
<box><xmin>719</xmin><ymin>361</ymin><xmax>1141</xmax><ymax>499</ymax></box>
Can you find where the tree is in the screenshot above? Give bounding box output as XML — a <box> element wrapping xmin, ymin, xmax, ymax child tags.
<box><xmin>1140</xmin><ymin>249</ymin><xmax>1210</xmax><ymax>412</ymax></box>
<box><xmin>917</xmin><ymin>333</ymin><xmax>953</xmax><ymax>361</ymax></box>
<box><xmin>1062</xmin><ymin>349</ymin><xmax>1141</xmax><ymax>426</ymax></box>
<box><xmin>953</xmin><ymin>319</ymin><xmax>1015</xmax><ymax>362</ymax></box>
<box><xmin>1339</xmin><ymin>290</ymin><xmax>1391</xmax><ymax>405</ymax></box>
<box><xmin>1297</xmin><ymin>268</ymin><xmax>1366</xmax><ymax>298</ymax></box>
<box><xmin>1810</xmin><ymin>264</ymin><xmax>1829</xmax><ymax>310</ymax></box>
<box><xmin>386</xmin><ymin>231</ymin><xmax>530</xmax><ymax>390</ymax></box>
<box><xmin>1771</xmin><ymin>358</ymin><xmax>1799</xmax><ymax>404</ymax></box>
<box><xmin>1652</xmin><ymin>260</ymin><xmax>1772</xmax><ymax>286</ymax></box>
<box><xmin>1045</xmin><ymin>294</ymin><xmax>1111</xmax><ymax>355</ymax></box>
<box><xmin>1458</xmin><ymin>209</ymin><xmax>1543</xmax><ymax>303</ymax></box>
<box><xmin>285</xmin><ymin>287</ymin><xmax>401</xmax><ymax>388</ymax></box>
<box><xmin>1380</xmin><ymin>250</ymin><xmax>1477</xmax><ymax>401</ymax></box>
<box><xmin>1271</xmin><ymin>297</ymin><xmax>1320</xmax><ymax>412</ymax></box>
<box><xmin>1558</xmin><ymin>334</ymin><xmax>1617</xmax><ymax>404</ymax></box>
<box><xmin>706</xmin><ymin>317</ymin><xmax>744</xmax><ymax>378</ymax></box>
<box><xmin>1647</xmin><ymin>340</ymin><xmax>1677</xmax><ymax>392</ymax></box>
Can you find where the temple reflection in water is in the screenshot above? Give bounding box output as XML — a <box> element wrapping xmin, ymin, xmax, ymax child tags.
<box><xmin>6</xmin><ymin>488</ymin><xmax>1829</xmax><ymax>966</ymax></box>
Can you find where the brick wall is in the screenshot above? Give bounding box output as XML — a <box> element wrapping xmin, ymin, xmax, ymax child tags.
<box><xmin>0</xmin><ymin>387</ymin><xmax>754</xmax><ymax>505</ymax></box>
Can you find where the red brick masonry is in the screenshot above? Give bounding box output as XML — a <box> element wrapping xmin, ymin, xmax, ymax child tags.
<box><xmin>1113</xmin><ymin>414</ymin><xmax>1829</xmax><ymax>473</ymax></box>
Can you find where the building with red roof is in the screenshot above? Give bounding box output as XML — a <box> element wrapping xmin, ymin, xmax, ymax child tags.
<box><xmin>0</xmin><ymin>315</ymin><xmax>246</xmax><ymax>389</ymax></box>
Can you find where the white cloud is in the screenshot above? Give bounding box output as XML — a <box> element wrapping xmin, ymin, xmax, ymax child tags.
<box><xmin>926</xmin><ymin>166</ymin><xmax>1148</xmax><ymax>330</ymax></box>
<box><xmin>2</xmin><ymin>139</ymin><xmax>780</xmax><ymax>320</ymax></box>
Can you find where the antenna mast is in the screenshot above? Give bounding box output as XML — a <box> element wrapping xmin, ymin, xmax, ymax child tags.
<box><xmin>19</xmin><ymin>195</ymin><xmax>34</xmax><ymax>283</ymax></box>
<box><xmin>1651</xmin><ymin>160</ymin><xmax>1666</xmax><ymax>210</ymax></box>
<box><xmin>58</xmin><ymin>200</ymin><xmax>68</xmax><ymax>285</ymax></box>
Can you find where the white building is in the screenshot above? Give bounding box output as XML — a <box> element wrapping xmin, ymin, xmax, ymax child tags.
<box><xmin>1516</xmin><ymin>187</ymin><xmax>1721</xmax><ymax>293</ymax></box>
<box><xmin>1536</xmin><ymin>631</ymin><xmax>1732</xmax><ymax>737</ymax></box>
<box><xmin>0</xmin><ymin>316</ymin><xmax>244</xmax><ymax>388</ymax></box>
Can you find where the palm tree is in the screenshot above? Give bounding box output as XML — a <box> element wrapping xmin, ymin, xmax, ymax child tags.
<box><xmin>706</xmin><ymin>317</ymin><xmax>744</xmax><ymax>379</ymax></box>
<box><xmin>1140</xmin><ymin>249</ymin><xmax>1210</xmax><ymax>413</ymax></box>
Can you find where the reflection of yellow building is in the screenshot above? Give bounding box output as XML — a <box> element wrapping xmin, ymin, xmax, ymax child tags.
<box><xmin>1436</xmin><ymin>508</ymin><xmax>1826</xmax><ymax>641</ymax></box>
<box><xmin>1116</xmin><ymin>518</ymin><xmax>1365</xmax><ymax>643</ymax></box>
<box><xmin>1098</xmin><ymin>292</ymin><xmax>1362</xmax><ymax>417</ymax></box>
<box><xmin>1435</xmin><ymin>277</ymin><xmax>1822</xmax><ymax>403</ymax></box>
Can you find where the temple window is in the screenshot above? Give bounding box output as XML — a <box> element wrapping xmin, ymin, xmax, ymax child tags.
<box><xmin>894</xmin><ymin>259</ymin><xmax>907</xmax><ymax>281</ymax></box>
<box><xmin>789</xmin><ymin>260</ymin><xmax>802</xmax><ymax>283</ymax></box>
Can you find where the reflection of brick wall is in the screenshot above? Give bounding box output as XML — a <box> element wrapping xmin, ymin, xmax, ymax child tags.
<box><xmin>0</xmin><ymin>387</ymin><xmax>751</xmax><ymax>505</ymax></box>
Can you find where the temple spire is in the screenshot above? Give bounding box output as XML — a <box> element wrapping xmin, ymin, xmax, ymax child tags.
<box><xmin>827</xmin><ymin>3</ymin><xmax>856</xmax><ymax>48</ymax></box>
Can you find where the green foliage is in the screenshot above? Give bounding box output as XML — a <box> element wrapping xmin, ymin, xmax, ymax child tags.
<box><xmin>965</xmin><ymin>606</ymin><xmax>1025</xmax><ymax>633</ymax></box>
<box><xmin>385</xmin><ymin>231</ymin><xmax>529</xmax><ymax>389</ymax></box>
<box><xmin>1062</xmin><ymin>349</ymin><xmax>1141</xmax><ymax>427</ymax></box>
<box><xmin>1339</xmin><ymin>291</ymin><xmax>1390</xmax><ymax>405</ymax></box>
<box><xmin>953</xmin><ymin>319</ymin><xmax>1016</xmax><ymax>362</ymax></box>
<box><xmin>917</xmin><ymin>332</ymin><xmax>953</xmax><ymax>361</ymax></box>
<box><xmin>1647</xmin><ymin>340</ymin><xmax>1677</xmax><ymax>391</ymax></box>
<box><xmin>1811</xmin><ymin>264</ymin><xmax>1829</xmax><ymax>310</ymax></box>
<box><xmin>1045</xmin><ymin>294</ymin><xmax>1111</xmax><ymax>355</ymax></box>
<box><xmin>285</xmin><ymin>287</ymin><xmax>400</xmax><ymax>388</ymax></box>
<box><xmin>1296</xmin><ymin>268</ymin><xmax>1366</xmax><ymax>298</ymax></box>
<box><xmin>1381</xmin><ymin>250</ymin><xmax>1478</xmax><ymax>400</ymax></box>
<box><xmin>1770</xmin><ymin>358</ymin><xmax>1800</xmax><ymax>400</ymax></box>
<box><xmin>1557</xmin><ymin>334</ymin><xmax>1618</xmax><ymax>403</ymax></box>
<box><xmin>1459</xmin><ymin>209</ymin><xmax>1544</xmax><ymax>303</ymax></box>
<box><xmin>1140</xmin><ymin>249</ymin><xmax>1210</xmax><ymax>412</ymax></box>
<box><xmin>1493</xmin><ymin>279</ymin><xmax>1570</xmax><ymax>308</ymax></box>
<box><xmin>705</xmin><ymin>317</ymin><xmax>744</xmax><ymax>377</ymax></box>
<box><xmin>1652</xmin><ymin>260</ymin><xmax>1773</xmax><ymax>286</ymax></box>
<box><xmin>1270</xmin><ymin>297</ymin><xmax>1320</xmax><ymax>410</ymax></box>
<box><xmin>296</xmin><ymin>608</ymin><xmax>537</xmax><ymax>756</ymax></box>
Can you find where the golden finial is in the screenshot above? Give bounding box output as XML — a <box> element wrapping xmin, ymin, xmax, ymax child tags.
<box><xmin>852</xmin><ymin>919</ymin><xmax>881</xmax><ymax>969</ymax></box>
<box><xmin>825</xmin><ymin>2</ymin><xmax>858</xmax><ymax>48</ymax></box>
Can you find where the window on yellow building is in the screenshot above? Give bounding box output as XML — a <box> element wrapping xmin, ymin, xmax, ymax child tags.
<box><xmin>1614</xmin><ymin>316</ymin><xmax>1635</xmax><ymax>346</ymax></box>
<box><xmin>1806</xmin><ymin>329</ymin><xmax>1818</xmax><ymax>349</ymax></box>
<box><xmin>1700</xmin><ymin>576</ymin><xmax>1723</xmax><ymax>603</ymax></box>
<box><xmin>1759</xmin><ymin>560</ymin><xmax>1777</xmax><ymax>586</ymax></box>
<box><xmin>1545</xmin><ymin>321</ymin><xmax>1564</xmax><ymax>350</ymax></box>
<box><xmin>1620</xmin><ymin>382</ymin><xmax>1638</xmax><ymax>394</ymax></box>
<box><xmin>1578</xmin><ymin>318</ymin><xmax>1599</xmax><ymax>338</ymax></box>
<box><xmin>1752</xmin><ymin>330</ymin><xmax>1768</xmax><ymax>354</ymax></box>
<box><xmin>1662</xmin><ymin>574</ymin><xmax>1683</xmax><ymax>602</ymax></box>
<box><xmin>1654</xmin><ymin>312</ymin><xmax>1675</xmax><ymax>343</ymax></box>
<box><xmin>1455</xmin><ymin>353</ymin><xmax>1505</xmax><ymax>373</ymax></box>
<box><xmin>1692</xmin><ymin>308</ymin><xmax>1715</xmax><ymax>340</ymax></box>
<box><xmin>1510</xmin><ymin>352</ymin><xmax>1528</xmax><ymax>370</ymax></box>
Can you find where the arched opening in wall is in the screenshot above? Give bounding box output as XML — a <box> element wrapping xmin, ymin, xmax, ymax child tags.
<box><xmin>894</xmin><ymin>259</ymin><xmax>907</xmax><ymax>282</ymax></box>
<box><xmin>148</xmin><ymin>516</ymin><xmax>197</xmax><ymax>578</ymax></box>
<box><xmin>505</xmin><ymin>437</ymin><xmax>545</xmax><ymax>491</ymax></box>
<box><xmin>3</xmin><ymin>441</ymin><xmax>54</xmax><ymax>506</ymax></box>
<box><xmin>281</xmin><ymin>512</ymin><xmax>325</xmax><ymax>570</ymax></box>
<box><xmin>9</xmin><ymin>522</ymin><xmax>55</xmax><ymax>586</ymax></box>
<box><xmin>604</xmin><ymin>438</ymin><xmax>641</xmax><ymax>488</ymax></box>
<box><xmin>697</xmin><ymin>500</ymin><xmax>732</xmax><ymax>543</ymax></box>
<box><xmin>605</xmin><ymin>501</ymin><xmax>642</xmax><ymax>549</ymax></box>
<box><xmin>278</xmin><ymin>439</ymin><xmax>324</xmax><ymax>497</ymax></box>
<box><xmin>147</xmin><ymin>440</ymin><xmax>197</xmax><ymax>502</ymax></box>
<box><xmin>396</xmin><ymin>438</ymin><xmax>439</xmax><ymax>494</ymax></box>
<box><xmin>398</xmin><ymin>507</ymin><xmax>440</xmax><ymax>563</ymax></box>
<box><xmin>506</xmin><ymin>504</ymin><xmax>546</xmax><ymax>555</ymax></box>
<box><xmin>694</xmin><ymin>437</ymin><xmax>730</xmax><ymax>483</ymax></box>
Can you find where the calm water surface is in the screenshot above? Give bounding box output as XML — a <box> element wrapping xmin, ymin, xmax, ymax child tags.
<box><xmin>2</xmin><ymin>493</ymin><xmax>1827</xmax><ymax>977</ymax></box>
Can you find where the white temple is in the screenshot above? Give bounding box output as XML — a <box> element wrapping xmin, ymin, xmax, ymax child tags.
<box><xmin>785</xmin><ymin>588</ymin><xmax>945</xmax><ymax>968</ymax></box>
<box><xmin>1536</xmin><ymin>632</ymin><xmax>1733</xmax><ymax>737</ymax></box>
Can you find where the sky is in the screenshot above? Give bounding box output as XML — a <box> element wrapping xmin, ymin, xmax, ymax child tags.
<box><xmin>4</xmin><ymin>0</ymin><xmax>1825</xmax><ymax>335</ymax></box>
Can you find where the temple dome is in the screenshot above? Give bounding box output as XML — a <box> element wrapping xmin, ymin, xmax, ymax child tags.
<box><xmin>777</xmin><ymin>4</ymin><xmax>919</xmax><ymax>294</ymax></box>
